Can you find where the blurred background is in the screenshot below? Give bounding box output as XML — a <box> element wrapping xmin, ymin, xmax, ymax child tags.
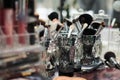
<box><xmin>35</xmin><ymin>0</ymin><xmax>113</xmax><ymax>21</ymax></box>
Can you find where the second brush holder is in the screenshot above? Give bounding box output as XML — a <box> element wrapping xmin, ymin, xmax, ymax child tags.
<box><xmin>79</xmin><ymin>34</ymin><xmax>103</xmax><ymax>72</ymax></box>
<box><xmin>81</xmin><ymin>35</ymin><xmax>101</xmax><ymax>59</ymax></box>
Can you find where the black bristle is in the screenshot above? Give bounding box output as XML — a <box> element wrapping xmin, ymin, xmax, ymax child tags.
<box><xmin>48</xmin><ymin>12</ymin><xmax>58</xmax><ymax>21</ymax></box>
<box><xmin>82</xmin><ymin>29</ymin><xmax>96</xmax><ymax>35</ymax></box>
<box><xmin>104</xmin><ymin>51</ymin><xmax>116</xmax><ymax>61</ymax></box>
<box><xmin>67</xmin><ymin>21</ymin><xmax>72</xmax><ymax>26</ymax></box>
<box><xmin>91</xmin><ymin>22</ymin><xmax>101</xmax><ymax>29</ymax></box>
<box><xmin>79</xmin><ymin>14</ymin><xmax>93</xmax><ymax>26</ymax></box>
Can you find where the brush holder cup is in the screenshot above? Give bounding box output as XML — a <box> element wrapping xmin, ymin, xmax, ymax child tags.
<box><xmin>57</xmin><ymin>36</ymin><xmax>76</xmax><ymax>76</ymax></box>
<box><xmin>80</xmin><ymin>34</ymin><xmax>102</xmax><ymax>66</ymax></box>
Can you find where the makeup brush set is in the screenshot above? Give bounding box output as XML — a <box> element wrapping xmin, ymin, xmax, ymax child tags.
<box><xmin>45</xmin><ymin>11</ymin><xmax>109</xmax><ymax>76</ymax></box>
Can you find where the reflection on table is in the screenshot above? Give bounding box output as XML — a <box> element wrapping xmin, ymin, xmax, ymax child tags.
<box><xmin>74</xmin><ymin>68</ymin><xmax>120</xmax><ymax>80</ymax></box>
